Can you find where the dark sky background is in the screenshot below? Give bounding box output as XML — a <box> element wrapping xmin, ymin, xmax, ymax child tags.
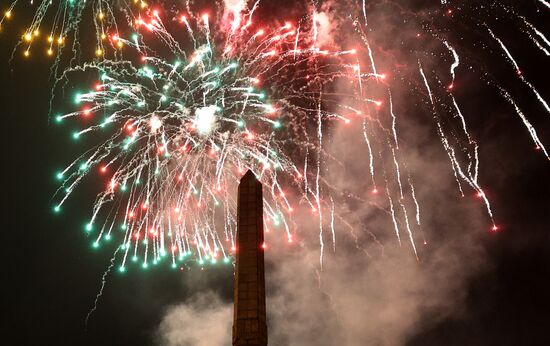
<box><xmin>2</xmin><ymin>1</ymin><xmax>550</xmax><ymax>345</ymax></box>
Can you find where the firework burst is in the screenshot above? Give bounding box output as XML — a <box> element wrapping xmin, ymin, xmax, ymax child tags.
<box><xmin>52</xmin><ymin>9</ymin><xmax>368</xmax><ymax>270</ymax></box>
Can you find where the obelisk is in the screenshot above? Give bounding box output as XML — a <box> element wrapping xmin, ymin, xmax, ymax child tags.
<box><xmin>232</xmin><ymin>170</ymin><xmax>268</xmax><ymax>346</ymax></box>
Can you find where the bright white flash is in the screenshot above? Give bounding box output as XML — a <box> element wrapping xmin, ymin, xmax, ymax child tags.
<box><xmin>150</xmin><ymin>116</ymin><xmax>162</xmax><ymax>132</ymax></box>
<box><xmin>194</xmin><ymin>105</ymin><xmax>218</xmax><ymax>136</ymax></box>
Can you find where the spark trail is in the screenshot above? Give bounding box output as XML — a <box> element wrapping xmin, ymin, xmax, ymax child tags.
<box><xmin>85</xmin><ymin>249</ymin><xmax>119</xmax><ymax>329</ymax></box>
<box><xmin>443</xmin><ymin>40</ymin><xmax>459</xmax><ymax>88</ymax></box>
<box><xmin>486</xmin><ymin>25</ymin><xmax>550</xmax><ymax>115</ymax></box>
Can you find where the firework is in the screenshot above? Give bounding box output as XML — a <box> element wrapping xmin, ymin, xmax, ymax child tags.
<box><xmin>4</xmin><ymin>1</ymin><xmax>548</xmax><ymax>271</ymax></box>
<box><xmin>52</xmin><ymin>8</ymin><xmax>367</xmax><ymax>270</ymax></box>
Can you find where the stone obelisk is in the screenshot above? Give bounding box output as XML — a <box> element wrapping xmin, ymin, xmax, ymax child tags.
<box><xmin>232</xmin><ymin>170</ymin><xmax>268</xmax><ymax>346</ymax></box>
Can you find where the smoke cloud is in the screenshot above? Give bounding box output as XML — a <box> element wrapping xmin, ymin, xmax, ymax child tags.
<box><xmin>158</xmin><ymin>119</ymin><xmax>488</xmax><ymax>346</ymax></box>
<box><xmin>158</xmin><ymin>292</ymin><xmax>232</xmax><ymax>346</ymax></box>
<box><xmin>158</xmin><ymin>1</ymin><xmax>490</xmax><ymax>345</ymax></box>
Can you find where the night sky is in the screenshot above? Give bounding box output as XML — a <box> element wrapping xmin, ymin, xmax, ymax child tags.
<box><xmin>3</xmin><ymin>1</ymin><xmax>550</xmax><ymax>345</ymax></box>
